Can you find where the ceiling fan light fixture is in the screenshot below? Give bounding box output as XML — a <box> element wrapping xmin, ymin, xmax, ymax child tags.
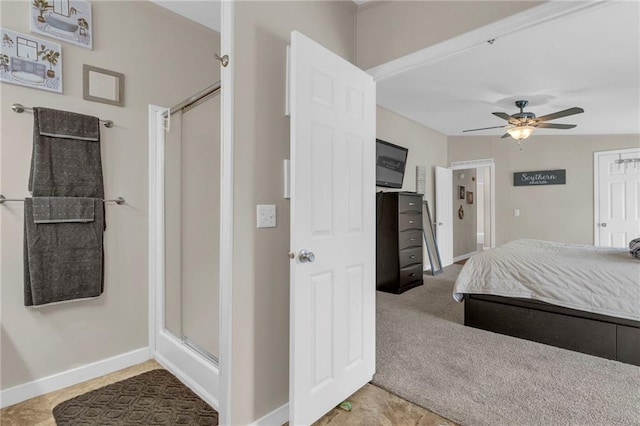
<box><xmin>507</xmin><ymin>125</ymin><xmax>535</xmax><ymax>140</ymax></box>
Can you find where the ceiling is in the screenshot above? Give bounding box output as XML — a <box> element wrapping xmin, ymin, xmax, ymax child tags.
<box><xmin>376</xmin><ymin>1</ymin><xmax>640</xmax><ymax>137</ymax></box>
<box><xmin>150</xmin><ymin>1</ymin><xmax>638</xmax><ymax>137</ymax></box>
<box><xmin>151</xmin><ymin>0</ymin><xmax>366</xmax><ymax>33</ymax></box>
<box><xmin>151</xmin><ymin>0</ymin><xmax>221</xmax><ymax>32</ymax></box>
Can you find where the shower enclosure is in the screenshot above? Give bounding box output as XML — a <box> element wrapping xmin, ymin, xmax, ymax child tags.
<box><xmin>150</xmin><ymin>82</ymin><xmax>222</xmax><ymax>407</ymax></box>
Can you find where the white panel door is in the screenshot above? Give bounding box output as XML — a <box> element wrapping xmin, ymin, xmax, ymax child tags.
<box><xmin>435</xmin><ymin>167</ymin><xmax>453</xmax><ymax>266</ymax></box>
<box><xmin>289</xmin><ymin>31</ymin><xmax>376</xmax><ymax>426</ymax></box>
<box><xmin>596</xmin><ymin>149</ymin><xmax>640</xmax><ymax>247</ymax></box>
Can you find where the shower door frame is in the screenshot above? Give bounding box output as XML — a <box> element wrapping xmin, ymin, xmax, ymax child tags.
<box><xmin>147</xmin><ymin>2</ymin><xmax>234</xmax><ymax>421</ymax></box>
<box><xmin>148</xmin><ymin>101</ymin><xmax>221</xmax><ymax>409</ymax></box>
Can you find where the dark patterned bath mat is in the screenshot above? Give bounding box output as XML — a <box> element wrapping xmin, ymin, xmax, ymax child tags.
<box><xmin>53</xmin><ymin>369</ymin><xmax>218</xmax><ymax>425</ymax></box>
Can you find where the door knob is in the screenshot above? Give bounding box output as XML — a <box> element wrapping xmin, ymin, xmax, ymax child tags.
<box><xmin>600</xmin><ymin>223</ymin><xmax>607</xmax><ymax>228</ymax></box>
<box><xmin>298</xmin><ymin>249</ymin><xmax>315</xmax><ymax>263</ymax></box>
<box><xmin>438</xmin><ymin>222</ymin><xmax>444</xmax><ymax>226</ymax></box>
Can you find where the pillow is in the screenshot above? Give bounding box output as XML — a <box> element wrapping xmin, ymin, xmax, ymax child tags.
<box><xmin>629</xmin><ymin>238</ymin><xmax>640</xmax><ymax>259</ymax></box>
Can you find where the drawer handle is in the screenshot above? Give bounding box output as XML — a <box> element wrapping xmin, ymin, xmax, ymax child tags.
<box><xmin>409</xmin><ymin>202</ymin><xmax>415</xmax><ymax>206</ymax></box>
<box><xmin>409</xmin><ymin>220</ymin><xmax>414</xmax><ymax>224</ymax></box>
<box><xmin>410</xmin><ymin>255</ymin><xmax>416</xmax><ymax>259</ymax></box>
<box><xmin>409</xmin><ymin>273</ymin><xmax>416</xmax><ymax>277</ymax></box>
<box><xmin>410</xmin><ymin>238</ymin><xmax>416</xmax><ymax>241</ymax></box>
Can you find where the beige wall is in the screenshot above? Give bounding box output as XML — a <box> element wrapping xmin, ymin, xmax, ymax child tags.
<box><xmin>0</xmin><ymin>1</ymin><xmax>219</xmax><ymax>390</ymax></box>
<box><xmin>453</xmin><ymin>168</ymin><xmax>477</xmax><ymax>257</ymax></box>
<box><xmin>231</xmin><ymin>1</ymin><xmax>357</xmax><ymax>424</ymax></box>
<box><xmin>448</xmin><ymin>135</ymin><xmax>640</xmax><ymax>246</ymax></box>
<box><xmin>356</xmin><ymin>1</ymin><xmax>541</xmax><ymax>70</ymax></box>
<box><xmin>376</xmin><ymin>107</ymin><xmax>447</xmax><ymax>271</ymax></box>
<box><xmin>376</xmin><ymin>106</ymin><xmax>448</xmax><ymax>212</ymax></box>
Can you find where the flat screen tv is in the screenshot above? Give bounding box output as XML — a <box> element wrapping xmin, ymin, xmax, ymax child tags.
<box><xmin>376</xmin><ymin>139</ymin><xmax>408</xmax><ymax>188</ymax></box>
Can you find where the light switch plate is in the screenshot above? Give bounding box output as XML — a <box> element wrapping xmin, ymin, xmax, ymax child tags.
<box><xmin>257</xmin><ymin>204</ymin><xmax>277</xmax><ymax>228</ymax></box>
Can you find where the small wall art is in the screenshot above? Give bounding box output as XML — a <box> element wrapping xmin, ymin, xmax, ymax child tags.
<box><xmin>458</xmin><ymin>185</ymin><xmax>466</xmax><ymax>200</ymax></box>
<box><xmin>513</xmin><ymin>169</ymin><xmax>566</xmax><ymax>186</ymax></box>
<box><xmin>1</xmin><ymin>28</ymin><xmax>62</xmax><ymax>93</ymax></box>
<box><xmin>83</xmin><ymin>64</ymin><xmax>125</xmax><ymax>107</ymax></box>
<box><xmin>467</xmin><ymin>191</ymin><xmax>474</xmax><ymax>204</ymax></box>
<box><xmin>30</xmin><ymin>0</ymin><xmax>92</xmax><ymax>50</ymax></box>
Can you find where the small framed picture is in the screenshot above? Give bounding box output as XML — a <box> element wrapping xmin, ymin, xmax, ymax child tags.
<box><xmin>1</xmin><ymin>28</ymin><xmax>62</xmax><ymax>93</ymax></box>
<box><xmin>30</xmin><ymin>0</ymin><xmax>92</xmax><ymax>50</ymax></box>
<box><xmin>459</xmin><ymin>186</ymin><xmax>466</xmax><ymax>199</ymax></box>
<box><xmin>467</xmin><ymin>191</ymin><xmax>474</xmax><ymax>204</ymax></box>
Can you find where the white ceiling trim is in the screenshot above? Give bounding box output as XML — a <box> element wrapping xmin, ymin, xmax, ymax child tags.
<box><xmin>366</xmin><ymin>0</ymin><xmax>610</xmax><ymax>82</ymax></box>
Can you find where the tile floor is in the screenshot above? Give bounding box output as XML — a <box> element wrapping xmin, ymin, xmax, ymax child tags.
<box><xmin>0</xmin><ymin>361</ymin><xmax>455</xmax><ymax>426</ymax></box>
<box><xmin>0</xmin><ymin>360</ymin><xmax>161</xmax><ymax>426</ymax></box>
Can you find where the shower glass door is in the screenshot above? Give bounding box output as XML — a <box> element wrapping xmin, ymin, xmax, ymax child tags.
<box><xmin>164</xmin><ymin>91</ymin><xmax>220</xmax><ymax>364</ymax></box>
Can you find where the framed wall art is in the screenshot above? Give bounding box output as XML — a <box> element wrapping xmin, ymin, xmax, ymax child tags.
<box><xmin>83</xmin><ymin>64</ymin><xmax>125</xmax><ymax>107</ymax></box>
<box><xmin>30</xmin><ymin>0</ymin><xmax>92</xmax><ymax>50</ymax></box>
<box><xmin>1</xmin><ymin>28</ymin><xmax>62</xmax><ymax>93</ymax></box>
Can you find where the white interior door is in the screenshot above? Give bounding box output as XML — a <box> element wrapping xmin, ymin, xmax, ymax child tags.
<box><xmin>595</xmin><ymin>149</ymin><xmax>640</xmax><ymax>246</ymax></box>
<box><xmin>289</xmin><ymin>31</ymin><xmax>376</xmax><ymax>426</ymax></box>
<box><xmin>436</xmin><ymin>167</ymin><xmax>453</xmax><ymax>266</ymax></box>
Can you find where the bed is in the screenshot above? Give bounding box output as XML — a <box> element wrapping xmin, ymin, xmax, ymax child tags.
<box><xmin>453</xmin><ymin>239</ymin><xmax>640</xmax><ymax>366</ymax></box>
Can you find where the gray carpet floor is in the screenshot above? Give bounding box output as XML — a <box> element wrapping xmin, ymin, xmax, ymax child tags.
<box><xmin>373</xmin><ymin>265</ymin><xmax>640</xmax><ymax>426</ymax></box>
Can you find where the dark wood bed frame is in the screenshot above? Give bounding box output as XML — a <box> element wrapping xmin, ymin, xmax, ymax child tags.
<box><xmin>465</xmin><ymin>294</ymin><xmax>640</xmax><ymax>366</ymax></box>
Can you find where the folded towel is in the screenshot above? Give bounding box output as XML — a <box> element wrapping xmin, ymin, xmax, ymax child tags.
<box><xmin>24</xmin><ymin>197</ymin><xmax>104</xmax><ymax>307</ymax></box>
<box><xmin>32</xmin><ymin>197</ymin><xmax>95</xmax><ymax>223</ymax></box>
<box><xmin>37</xmin><ymin>107</ymin><xmax>100</xmax><ymax>141</ymax></box>
<box><xmin>28</xmin><ymin>107</ymin><xmax>104</xmax><ymax>198</ymax></box>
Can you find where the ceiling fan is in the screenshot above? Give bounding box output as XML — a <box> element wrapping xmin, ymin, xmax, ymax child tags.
<box><xmin>463</xmin><ymin>100</ymin><xmax>584</xmax><ymax>141</ymax></box>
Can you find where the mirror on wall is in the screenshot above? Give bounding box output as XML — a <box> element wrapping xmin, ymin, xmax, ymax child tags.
<box><xmin>422</xmin><ymin>200</ymin><xmax>443</xmax><ymax>275</ymax></box>
<box><xmin>83</xmin><ymin>64</ymin><xmax>125</xmax><ymax>107</ymax></box>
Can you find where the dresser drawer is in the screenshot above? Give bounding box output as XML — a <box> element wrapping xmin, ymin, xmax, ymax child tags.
<box><xmin>399</xmin><ymin>213</ymin><xmax>422</xmax><ymax>232</ymax></box>
<box><xmin>399</xmin><ymin>230</ymin><xmax>422</xmax><ymax>248</ymax></box>
<box><xmin>399</xmin><ymin>263</ymin><xmax>423</xmax><ymax>287</ymax></box>
<box><xmin>399</xmin><ymin>246</ymin><xmax>422</xmax><ymax>268</ymax></box>
<box><xmin>398</xmin><ymin>195</ymin><xmax>422</xmax><ymax>213</ymax></box>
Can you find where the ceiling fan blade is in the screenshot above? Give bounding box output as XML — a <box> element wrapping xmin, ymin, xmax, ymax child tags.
<box><xmin>534</xmin><ymin>123</ymin><xmax>577</xmax><ymax>129</ymax></box>
<box><xmin>501</xmin><ymin>132</ymin><xmax>511</xmax><ymax>139</ymax></box>
<box><xmin>535</xmin><ymin>107</ymin><xmax>584</xmax><ymax>122</ymax></box>
<box><xmin>492</xmin><ymin>112</ymin><xmax>514</xmax><ymax>122</ymax></box>
<box><xmin>462</xmin><ymin>125</ymin><xmax>508</xmax><ymax>133</ymax></box>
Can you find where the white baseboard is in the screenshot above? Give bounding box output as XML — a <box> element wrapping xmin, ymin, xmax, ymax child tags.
<box><xmin>249</xmin><ymin>403</ymin><xmax>289</xmax><ymax>426</ymax></box>
<box><xmin>0</xmin><ymin>347</ymin><xmax>151</xmax><ymax>409</ymax></box>
<box><xmin>453</xmin><ymin>251</ymin><xmax>478</xmax><ymax>263</ymax></box>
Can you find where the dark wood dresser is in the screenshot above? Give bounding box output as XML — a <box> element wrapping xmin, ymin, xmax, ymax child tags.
<box><xmin>376</xmin><ymin>192</ymin><xmax>424</xmax><ymax>294</ymax></box>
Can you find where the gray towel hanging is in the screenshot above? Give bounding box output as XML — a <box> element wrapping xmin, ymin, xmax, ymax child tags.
<box><xmin>24</xmin><ymin>198</ymin><xmax>104</xmax><ymax>307</ymax></box>
<box><xmin>24</xmin><ymin>107</ymin><xmax>106</xmax><ymax>307</ymax></box>
<box><xmin>29</xmin><ymin>107</ymin><xmax>104</xmax><ymax>198</ymax></box>
<box><xmin>32</xmin><ymin>197</ymin><xmax>95</xmax><ymax>223</ymax></box>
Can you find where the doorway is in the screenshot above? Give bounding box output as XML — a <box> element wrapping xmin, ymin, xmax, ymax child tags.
<box><xmin>452</xmin><ymin>168</ymin><xmax>478</xmax><ymax>261</ymax></box>
<box><xmin>451</xmin><ymin>165</ymin><xmax>493</xmax><ymax>262</ymax></box>
<box><xmin>450</xmin><ymin>159</ymin><xmax>495</xmax><ymax>261</ymax></box>
<box><xmin>146</xmin><ymin>2</ymin><xmax>233</xmax><ymax>423</ymax></box>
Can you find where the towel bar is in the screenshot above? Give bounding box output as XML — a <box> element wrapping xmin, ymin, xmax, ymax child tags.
<box><xmin>11</xmin><ymin>103</ymin><xmax>114</xmax><ymax>128</ymax></box>
<box><xmin>0</xmin><ymin>194</ymin><xmax>125</xmax><ymax>205</ymax></box>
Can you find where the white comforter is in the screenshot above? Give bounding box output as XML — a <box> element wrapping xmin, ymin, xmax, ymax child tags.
<box><xmin>453</xmin><ymin>239</ymin><xmax>640</xmax><ymax>321</ymax></box>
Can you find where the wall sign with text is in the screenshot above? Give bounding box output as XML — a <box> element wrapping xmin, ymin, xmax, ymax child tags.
<box><xmin>513</xmin><ymin>169</ymin><xmax>566</xmax><ymax>186</ymax></box>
